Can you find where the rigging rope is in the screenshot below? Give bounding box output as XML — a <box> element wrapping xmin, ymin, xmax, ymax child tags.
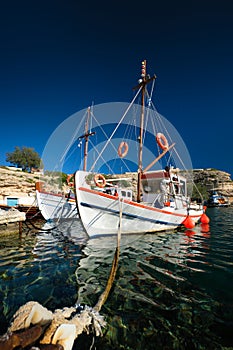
<box><xmin>88</xmin><ymin>112</ymin><xmax>131</xmax><ymax>173</ymax></box>
<box><xmin>60</xmin><ymin>110</ymin><xmax>88</xmax><ymax>164</ymax></box>
<box><xmin>90</xmin><ymin>87</ymin><xmax>142</xmax><ymax>172</ymax></box>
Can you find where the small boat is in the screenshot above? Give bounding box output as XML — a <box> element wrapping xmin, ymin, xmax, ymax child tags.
<box><xmin>205</xmin><ymin>190</ymin><xmax>230</xmax><ymax>207</ymax></box>
<box><xmin>74</xmin><ymin>60</ymin><xmax>206</xmax><ymax>238</ymax></box>
<box><xmin>36</xmin><ymin>180</ymin><xmax>77</xmax><ymax>221</ymax></box>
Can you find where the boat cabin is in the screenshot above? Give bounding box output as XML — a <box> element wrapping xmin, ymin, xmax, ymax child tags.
<box><xmin>96</xmin><ymin>186</ymin><xmax>133</xmax><ymax>201</ymax></box>
<box><xmin>141</xmin><ymin>169</ymin><xmax>187</xmax><ymax>207</ymax></box>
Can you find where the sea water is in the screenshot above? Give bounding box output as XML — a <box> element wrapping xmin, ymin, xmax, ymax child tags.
<box><xmin>0</xmin><ymin>208</ymin><xmax>232</xmax><ymax>349</ymax></box>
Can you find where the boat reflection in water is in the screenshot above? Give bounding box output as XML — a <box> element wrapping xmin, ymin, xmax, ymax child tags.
<box><xmin>73</xmin><ymin>222</ymin><xmax>227</xmax><ymax>349</ymax></box>
<box><xmin>1</xmin><ymin>213</ymin><xmax>233</xmax><ymax>349</ymax></box>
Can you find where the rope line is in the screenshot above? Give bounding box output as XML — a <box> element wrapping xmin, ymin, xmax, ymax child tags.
<box><xmin>90</xmin><ymin>87</ymin><xmax>142</xmax><ymax>172</ymax></box>
<box><xmin>93</xmin><ymin>198</ymin><xmax>122</xmax><ymax>312</ymax></box>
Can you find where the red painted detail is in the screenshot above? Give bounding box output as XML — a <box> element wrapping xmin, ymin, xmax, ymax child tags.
<box><xmin>141</xmin><ymin>171</ymin><xmax>168</xmax><ymax>180</ymax></box>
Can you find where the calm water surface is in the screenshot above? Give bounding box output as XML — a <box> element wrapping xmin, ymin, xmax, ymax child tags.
<box><xmin>0</xmin><ymin>207</ymin><xmax>233</xmax><ymax>349</ymax></box>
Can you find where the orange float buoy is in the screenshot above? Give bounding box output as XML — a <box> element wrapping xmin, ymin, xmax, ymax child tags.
<box><xmin>200</xmin><ymin>213</ymin><xmax>210</xmax><ymax>224</ymax></box>
<box><xmin>182</xmin><ymin>215</ymin><xmax>195</xmax><ymax>229</ymax></box>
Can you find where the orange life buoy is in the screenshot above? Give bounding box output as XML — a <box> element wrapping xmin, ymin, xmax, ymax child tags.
<box><xmin>118</xmin><ymin>141</ymin><xmax>129</xmax><ymax>158</ymax></box>
<box><xmin>156</xmin><ymin>133</ymin><xmax>169</xmax><ymax>151</ymax></box>
<box><xmin>94</xmin><ymin>173</ymin><xmax>106</xmax><ymax>188</ymax></box>
<box><xmin>67</xmin><ymin>174</ymin><xmax>74</xmax><ymax>187</ymax></box>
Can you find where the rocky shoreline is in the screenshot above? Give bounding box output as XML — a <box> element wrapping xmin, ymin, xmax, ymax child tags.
<box><xmin>192</xmin><ymin>168</ymin><xmax>233</xmax><ymax>203</ymax></box>
<box><xmin>0</xmin><ymin>166</ymin><xmax>233</xmax><ymax>208</ymax></box>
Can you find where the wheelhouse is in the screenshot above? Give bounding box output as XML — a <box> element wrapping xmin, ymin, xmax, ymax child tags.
<box><xmin>141</xmin><ymin>170</ymin><xmax>187</xmax><ymax>208</ymax></box>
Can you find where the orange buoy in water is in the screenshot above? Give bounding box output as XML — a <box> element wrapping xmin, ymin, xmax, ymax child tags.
<box><xmin>200</xmin><ymin>213</ymin><xmax>210</xmax><ymax>224</ymax></box>
<box><xmin>182</xmin><ymin>215</ymin><xmax>195</xmax><ymax>229</ymax></box>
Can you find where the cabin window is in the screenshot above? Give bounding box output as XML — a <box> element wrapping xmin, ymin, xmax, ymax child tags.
<box><xmin>142</xmin><ymin>179</ymin><xmax>162</xmax><ymax>193</ymax></box>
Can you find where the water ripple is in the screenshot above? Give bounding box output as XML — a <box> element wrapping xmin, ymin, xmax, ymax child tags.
<box><xmin>0</xmin><ymin>209</ymin><xmax>233</xmax><ymax>348</ymax></box>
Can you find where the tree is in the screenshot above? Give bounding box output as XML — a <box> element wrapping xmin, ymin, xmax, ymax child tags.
<box><xmin>6</xmin><ymin>146</ymin><xmax>42</xmax><ymax>172</ymax></box>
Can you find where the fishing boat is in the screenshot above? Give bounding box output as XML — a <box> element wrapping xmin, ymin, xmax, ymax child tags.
<box><xmin>74</xmin><ymin>60</ymin><xmax>207</xmax><ymax>237</ymax></box>
<box><xmin>35</xmin><ymin>108</ymin><xmax>96</xmax><ymax>222</ymax></box>
<box><xmin>36</xmin><ymin>178</ymin><xmax>77</xmax><ymax>221</ymax></box>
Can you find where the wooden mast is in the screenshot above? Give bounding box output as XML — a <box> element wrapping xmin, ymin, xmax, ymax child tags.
<box><xmin>78</xmin><ymin>107</ymin><xmax>95</xmax><ymax>171</ymax></box>
<box><xmin>135</xmin><ymin>60</ymin><xmax>156</xmax><ymax>202</ymax></box>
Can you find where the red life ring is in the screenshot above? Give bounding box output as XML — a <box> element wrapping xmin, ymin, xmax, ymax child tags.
<box><xmin>94</xmin><ymin>173</ymin><xmax>106</xmax><ymax>188</ymax></box>
<box><xmin>67</xmin><ymin>174</ymin><xmax>74</xmax><ymax>187</ymax></box>
<box><xmin>118</xmin><ymin>141</ymin><xmax>129</xmax><ymax>158</ymax></box>
<box><xmin>156</xmin><ymin>133</ymin><xmax>169</xmax><ymax>150</ymax></box>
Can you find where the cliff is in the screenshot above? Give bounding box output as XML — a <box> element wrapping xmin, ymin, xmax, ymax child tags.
<box><xmin>0</xmin><ymin>167</ymin><xmax>40</xmax><ymax>200</ymax></box>
<box><xmin>0</xmin><ymin>166</ymin><xmax>233</xmax><ymax>205</ymax></box>
<box><xmin>192</xmin><ymin>168</ymin><xmax>233</xmax><ymax>203</ymax></box>
<box><xmin>0</xmin><ymin>167</ymin><xmax>65</xmax><ymax>206</ymax></box>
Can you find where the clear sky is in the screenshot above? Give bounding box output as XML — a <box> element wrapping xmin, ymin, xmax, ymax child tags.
<box><xmin>1</xmin><ymin>0</ymin><xmax>233</xmax><ymax>176</ymax></box>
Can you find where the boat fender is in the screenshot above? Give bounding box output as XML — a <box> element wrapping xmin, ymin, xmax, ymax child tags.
<box><xmin>118</xmin><ymin>141</ymin><xmax>129</xmax><ymax>158</ymax></box>
<box><xmin>182</xmin><ymin>215</ymin><xmax>195</xmax><ymax>229</ymax></box>
<box><xmin>200</xmin><ymin>212</ymin><xmax>210</xmax><ymax>224</ymax></box>
<box><xmin>156</xmin><ymin>133</ymin><xmax>169</xmax><ymax>150</ymax></box>
<box><xmin>94</xmin><ymin>174</ymin><xmax>106</xmax><ymax>188</ymax></box>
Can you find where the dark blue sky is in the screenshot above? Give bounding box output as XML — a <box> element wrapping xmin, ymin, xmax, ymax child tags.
<box><xmin>1</xmin><ymin>0</ymin><xmax>233</xmax><ymax>175</ymax></box>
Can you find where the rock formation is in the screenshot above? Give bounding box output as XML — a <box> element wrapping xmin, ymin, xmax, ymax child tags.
<box><xmin>192</xmin><ymin>168</ymin><xmax>233</xmax><ymax>203</ymax></box>
<box><xmin>0</xmin><ymin>167</ymin><xmax>39</xmax><ymax>201</ymax></box>
<box><xmin>0</xmin><ymin>166</ymin><xmax>233</xmax><ymax>205</ymax></box>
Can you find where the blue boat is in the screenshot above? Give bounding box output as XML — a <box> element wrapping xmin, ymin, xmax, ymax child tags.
<box><xmin>206</xmin><ymin>190</ymin><xmax>230</xmax><ymax>207</ymax></box>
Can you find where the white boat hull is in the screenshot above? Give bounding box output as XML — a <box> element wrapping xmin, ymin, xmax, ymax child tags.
<box><xmin>75</xmin><ymin>171</ymin><xmax>203</xmax><ymax>238</ymax></box>
<box><xmin>36</xmin><ymin>190</ymin><xmax>77</xmax><ymax>221</ymax></box>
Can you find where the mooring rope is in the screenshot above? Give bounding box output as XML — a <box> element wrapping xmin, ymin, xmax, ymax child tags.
<box><xmin>93</xmin><ymin>198</ymin><xmax>122</xmax><ymax>312</ymax></box>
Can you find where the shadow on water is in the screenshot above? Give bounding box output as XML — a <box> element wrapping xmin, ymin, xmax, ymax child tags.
<box><xmin>0</xmin><ymin>208</ymin><xmax>233</xmax><ymax>349</ymax></box>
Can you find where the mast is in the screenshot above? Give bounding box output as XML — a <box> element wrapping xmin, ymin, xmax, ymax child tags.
<box><xmin>78</xmin><ymin>107</ymin><xmax>95</xmax><ymax>171</ymax></box>
<box><xmin>134</xmin><ymin>60</ymin><xmax>156</xmax><ymax>202</ymax></box>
